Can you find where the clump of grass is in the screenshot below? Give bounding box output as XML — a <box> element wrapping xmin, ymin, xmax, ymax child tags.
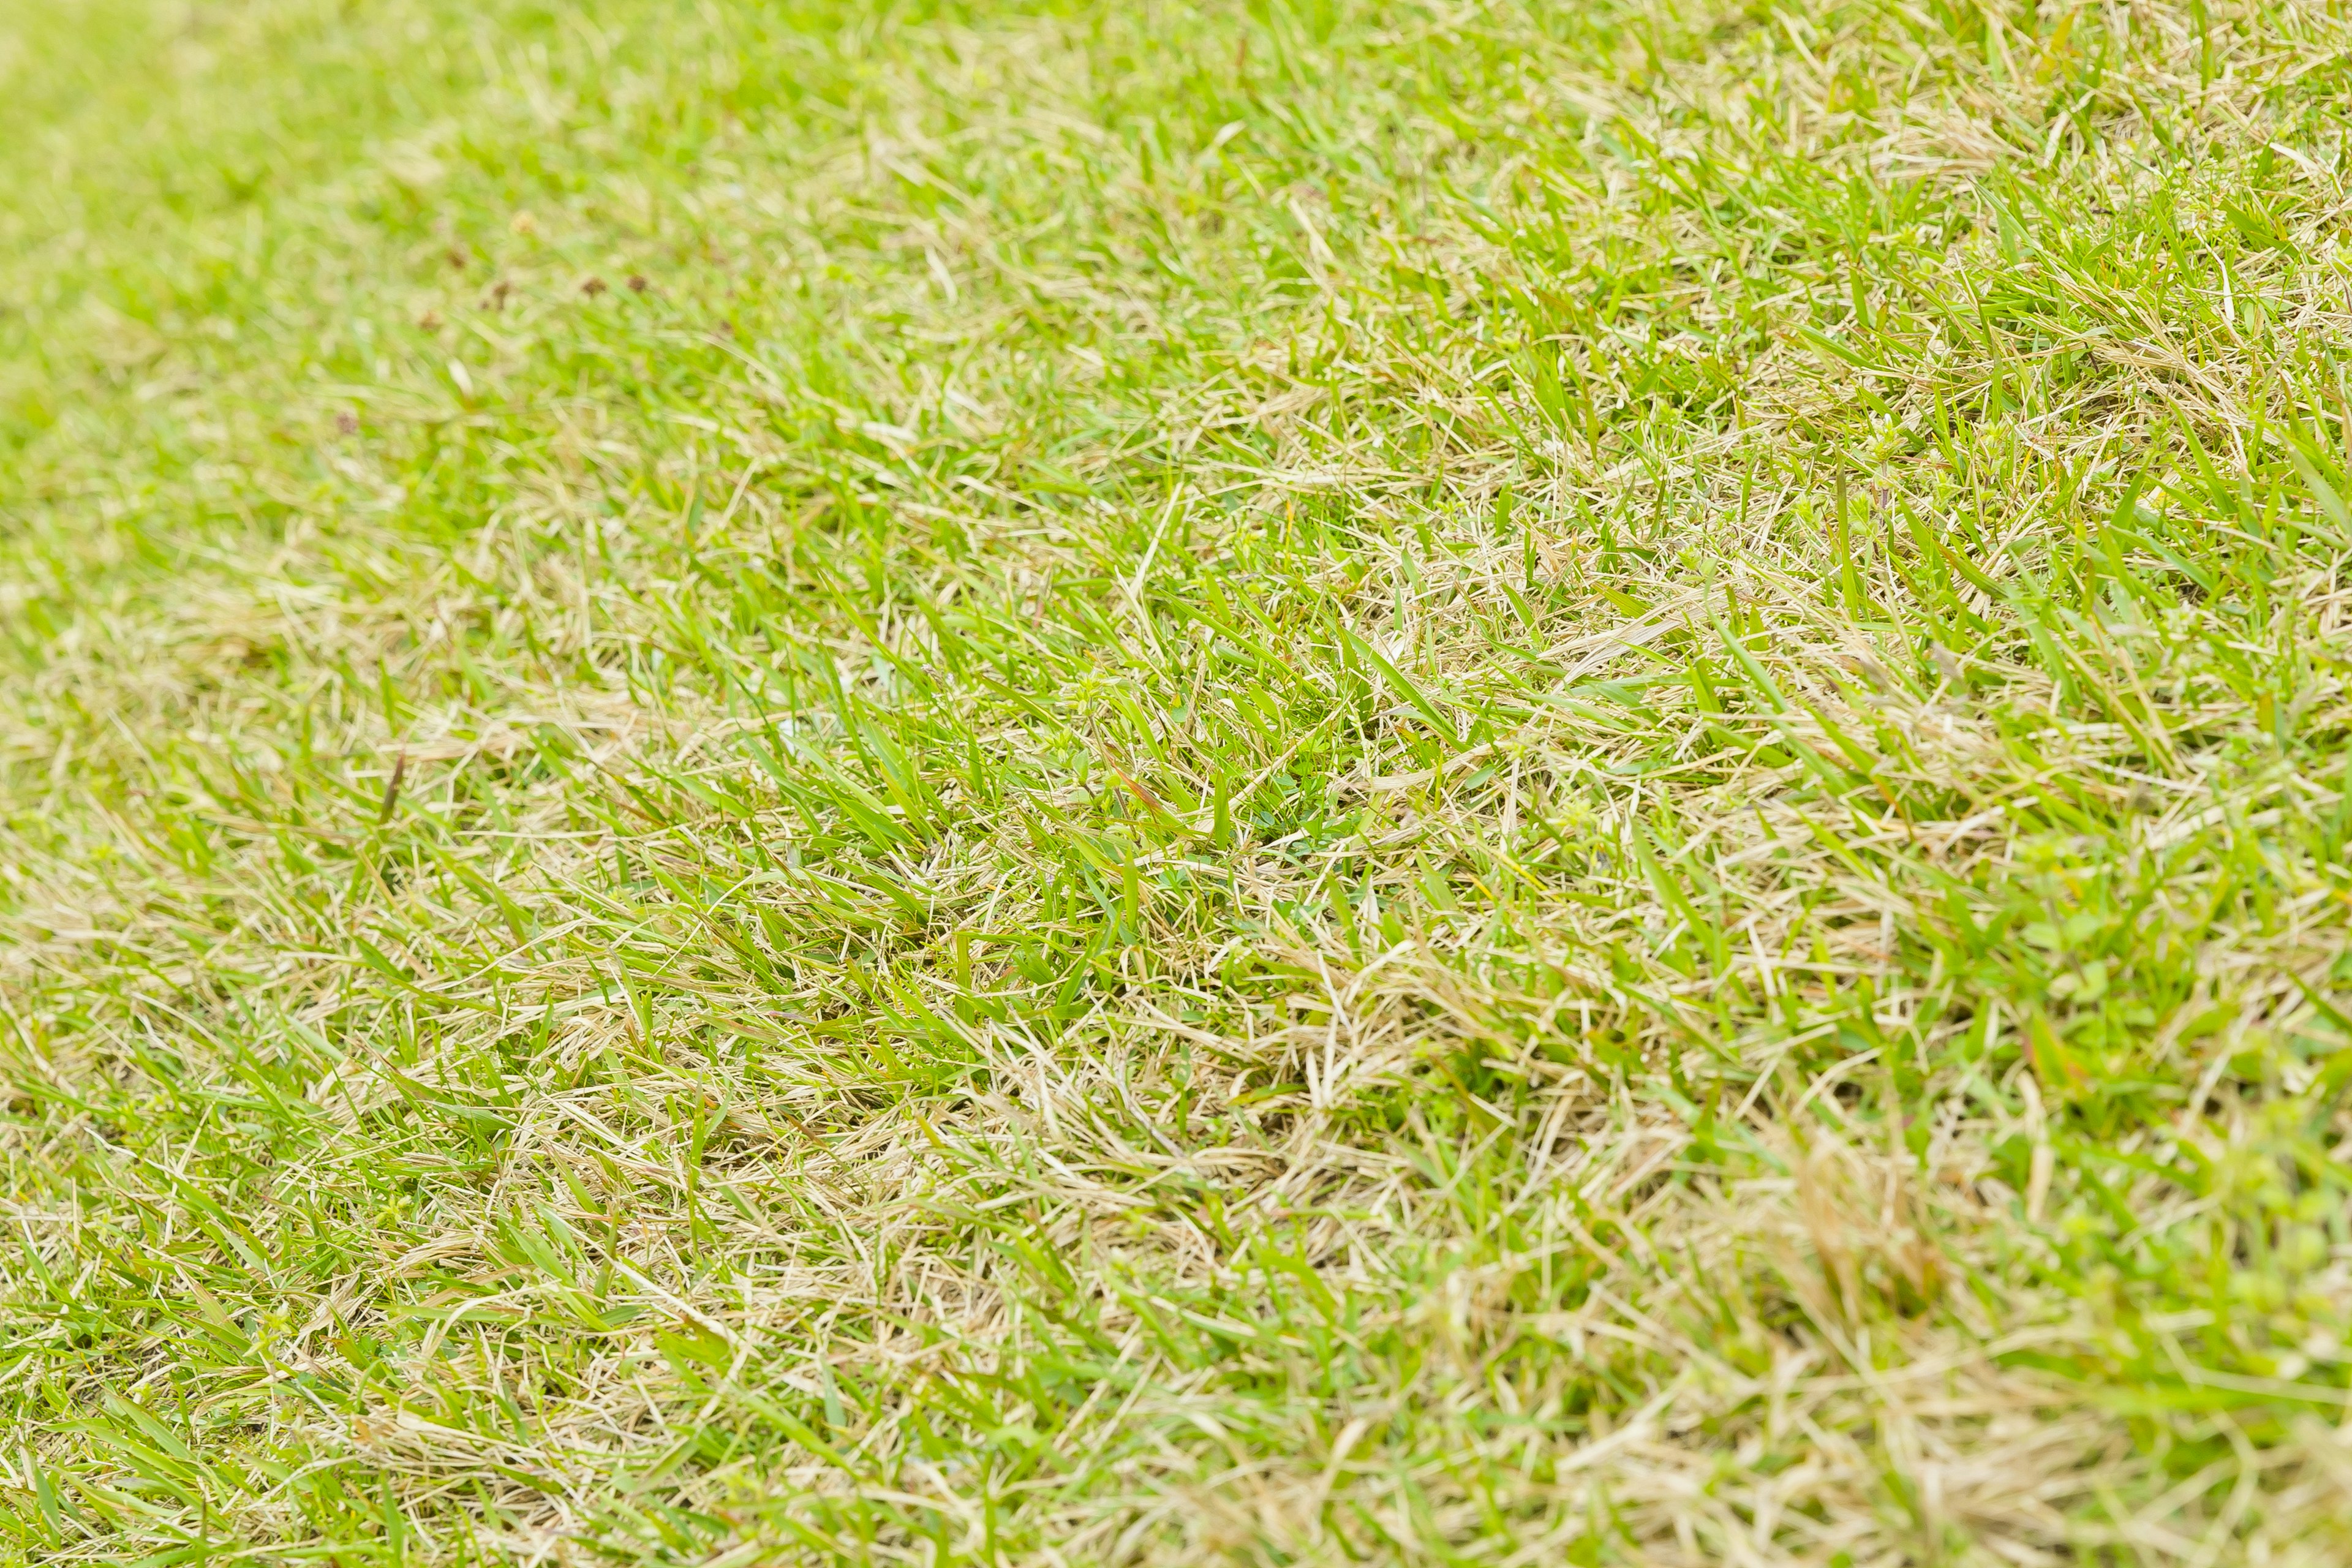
<box><xmin>6</xmin><ymin>0</ymin><xmax>2352</xmax><ymax>1562</ymax></box>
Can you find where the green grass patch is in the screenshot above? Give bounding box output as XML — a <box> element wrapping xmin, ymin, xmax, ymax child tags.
<box><xmin>6</xmin><ymin>0</ymin><xmax>2352</xmax><ymax>1562</ymax></box>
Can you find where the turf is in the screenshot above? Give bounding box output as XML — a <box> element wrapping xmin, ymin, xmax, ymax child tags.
<box><xmin>5</xmin><ymin>0</ymin><xmax>2352</xmax><ymax>1562</ymax></box>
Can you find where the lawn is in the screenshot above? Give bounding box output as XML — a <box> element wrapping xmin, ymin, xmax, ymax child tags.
<box><xmin>5</xmin><ymin>0</ymin><xmax>2352</xmax><ymax>1561</ymax></box>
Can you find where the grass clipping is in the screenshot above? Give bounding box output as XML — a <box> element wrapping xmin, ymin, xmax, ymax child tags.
<box><xmin>6</xmin><ymin>0</ymin><xmax>2352</xmax><ymax>1563</ymax></box>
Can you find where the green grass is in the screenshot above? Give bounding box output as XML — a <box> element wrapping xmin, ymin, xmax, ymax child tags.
<box><xmin>6</xmin><ymin>0</ymin><xmax>2352</xmax><ymax>1561</ymax></box>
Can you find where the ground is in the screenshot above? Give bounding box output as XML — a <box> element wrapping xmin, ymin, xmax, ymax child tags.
<box><xmin>5</xmin><ymin>0</ymin><xmax>2352</xmax><ymax>1562</ymax></box>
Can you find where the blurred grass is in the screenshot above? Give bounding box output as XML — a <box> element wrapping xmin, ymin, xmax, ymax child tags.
<box><xmin>7</xmin><ymin>0</ymin><xmax>2352</xmax><ymax>1563</ymax></box>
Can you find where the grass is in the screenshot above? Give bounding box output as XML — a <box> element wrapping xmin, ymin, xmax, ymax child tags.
<box><xmin>5</xmin><ymin>0</ymin><xmax>2352</xmax><ymax>1560</ymax></box>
